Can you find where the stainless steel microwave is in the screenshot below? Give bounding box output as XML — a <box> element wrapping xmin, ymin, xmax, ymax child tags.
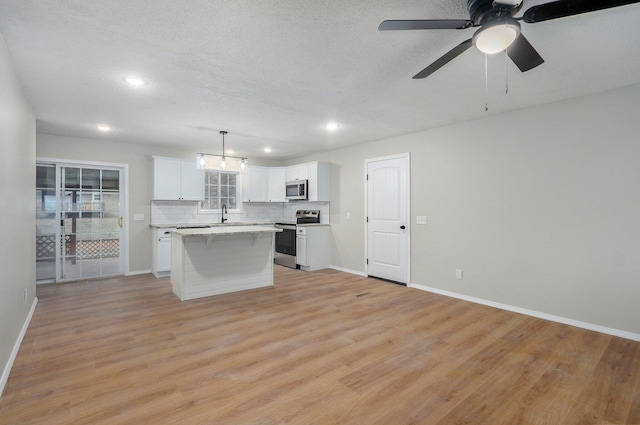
<box><xmin>286</xmin><ymin>180</ymin><xmax>308</xmax><ymax>200</ymax></box>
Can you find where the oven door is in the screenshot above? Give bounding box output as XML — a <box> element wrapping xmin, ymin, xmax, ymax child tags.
<box><xmin>275</xmin><ymin>226</ymin><xmax>296</xmax><ymax>255</ymax></box>
<box><xmin>274</xmin><ymin>225</ymin><xmax>298</xmax><ymax>268</ymax></box>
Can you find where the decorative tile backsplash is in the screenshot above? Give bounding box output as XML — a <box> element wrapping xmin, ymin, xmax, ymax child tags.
<box><xmin>150</xmin><ymin>201</ymin><xmax>330</xmax><ymax>225</ymax></box>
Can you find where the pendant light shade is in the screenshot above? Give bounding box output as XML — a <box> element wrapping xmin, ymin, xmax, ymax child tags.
<box><xmin>196</xmin><ymin>130</ymin><xmax>248</xmax><ymax>171</ymax></box>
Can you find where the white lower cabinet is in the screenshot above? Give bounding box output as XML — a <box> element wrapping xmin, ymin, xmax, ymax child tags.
<box><xmin>296</xmin><ymin>225</ymin><xmax>330</xmax><ymax>271</ymax></box>
<box><xmin>152</xmin><ymin>228</ymin><xmax>174</xmax><ymax>277</ymax></box>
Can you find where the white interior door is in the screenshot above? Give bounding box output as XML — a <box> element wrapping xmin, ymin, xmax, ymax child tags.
<box><xmin>366</xmin><ymin>154</ymin><xmax>410</xmax><ymax>284</ymax></box>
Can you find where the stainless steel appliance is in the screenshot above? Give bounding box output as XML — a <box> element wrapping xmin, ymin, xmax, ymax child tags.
<box><xmin>286</xmin><ymin>180</ymin><xmax>308</xmax><ymax>200</ymax></box>
<box><xmin>274</xmin><ymin>210</ymin><xmax>320</xmax><ymax>268</ymax></box>
<box><xmin>274</xmin><ymin>223</ymin><xmax>297</xmax><ymax>268</ymax></box>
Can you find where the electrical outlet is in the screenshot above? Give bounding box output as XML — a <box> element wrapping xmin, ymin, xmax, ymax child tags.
<box><xmin>455</xmin><ymin>269</ymin><xmax>463</xmax><ymax>280</ymax></box>
<box><xmin>346</xmin><ymin>212</ymin><xmax>351</xmax><ymax>220</ymax></box>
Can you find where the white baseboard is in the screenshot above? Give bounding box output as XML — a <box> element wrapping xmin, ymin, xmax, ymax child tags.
<box><xmin>330</xmin><ymin>265</ymin><xmax>366</xmax><ymax>277</ymax></box>
<box><xmin>1</xmin><ymin>296</ymin><xmax>38</xmax><ymax>398</ymax></box>
<box><xmin>410</xmin><ymin>283</ymin><xmax>640</xmax><ymax>342</ymax></box>
<box><xmin>126</xmin><ymin>269</ymin><xmax>151</xmax><ymax>276</ymax></box>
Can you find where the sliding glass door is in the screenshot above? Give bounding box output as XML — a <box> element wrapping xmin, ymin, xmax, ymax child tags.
<box><xmin>36</xmin><ymin>163</ymin><xmax>124</xmax><ymax>282</ymax></box>
<box><xmin>35</xmin><ymin>164</ymin><xmax>57</xmax><ymax>281</ymax></box>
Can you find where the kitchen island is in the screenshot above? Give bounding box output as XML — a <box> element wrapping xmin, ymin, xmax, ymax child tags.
<box><xmin>170</xmin><ymin>225</ymin><xmax>281</xmax><ymax>301</ymax></box>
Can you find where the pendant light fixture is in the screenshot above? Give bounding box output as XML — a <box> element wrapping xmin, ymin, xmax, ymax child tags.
<box><xmin>220</xmin><ymin>130</ymin><xmax>227</xmax><ymax>170</ymax></box>
<box><xmin>196</xmin><ymin>130</ymin><xmax>248</xmax><ymax>171</ymax></box>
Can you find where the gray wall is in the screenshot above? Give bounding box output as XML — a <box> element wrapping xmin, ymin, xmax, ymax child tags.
<box><xmin>0</xmin><ymin>35</ymin><xmax>36</xmax><ymax>393</ymax></box>
<box><xmin>36</xmin><ymin>135</ymin><xmax>282</xmax><ymax>273</ymax></box>
<box><xmin>289</xmin><ymin>83</ymin><xmax>640</xmax><ymax>336</ymax></box>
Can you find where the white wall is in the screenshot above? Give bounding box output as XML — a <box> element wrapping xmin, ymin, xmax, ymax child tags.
<box><xmin>0</xmin><ymin>35</ymin><xmax>36</xmax><ymax>395</ymax></box>
<box><xmin>290</xmin><ymin>83</ymin><xmax>640</xmax><ymax>336</ymax></box>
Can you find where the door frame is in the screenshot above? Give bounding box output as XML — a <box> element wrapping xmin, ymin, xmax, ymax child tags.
<box><xmin>364</xmin><ymin>152</ymin><xmax>411</xmax><ymax>284</ymax></box>
<box><xmin>37</xmin><ymin>157</ymin><xmax>130</xmax><ymax>279</ymax></box>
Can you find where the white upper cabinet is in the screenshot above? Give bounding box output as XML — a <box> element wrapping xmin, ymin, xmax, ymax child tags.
<box><xmin>285</xmin><ymin>163</ymin><xmax>310</xmax><ymax>182</ymax></box>
<box><xmin>242</xmin><ymin>166</ymin><xmax>269</xmax><ymax>202</ymax></box>
<box><xmin>286</xmin><ymin>161</ymin><xmax>330</xmax><ymax>202</ymax></box>
<box><xmin>269</xmin><ymin>167</ymin><xmax>286</xmax><ymax>202</ymax></box>
<box><xmin>153</xmin><ymin>157</ymin><xmax>204</xmax><ymax>201</ymax></box>
<box><xmin>243</xmin><ymin>166</ymin><xmax>287</xmax><ymax>203</ymax></box>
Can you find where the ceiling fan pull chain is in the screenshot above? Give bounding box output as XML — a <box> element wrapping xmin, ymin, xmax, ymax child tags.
<box><xmin>505</xmin><ymin>49</ymin><xmax>509</xmax><ymax>94</ymax></box>
<box><xmin>485</xmin><ymin>53</ymin><xmax>489</xmax><ymax>112</ymax></box>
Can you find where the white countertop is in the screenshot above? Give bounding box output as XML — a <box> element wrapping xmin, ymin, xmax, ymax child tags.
<box><xmin>171</xmin><ymin>225</ymin><xmax>282</xmax><ymax>236</ymax></box>
<box><xmin>150</xmin><ymin>221</ymin><xmax>275</xmax><ymax>229</ymax></box>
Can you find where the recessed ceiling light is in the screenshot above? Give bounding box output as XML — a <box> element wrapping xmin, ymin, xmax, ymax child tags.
<box><xmin>123</xmin><ymin>76</ymin><xmax>146</xmax><ymax>87</ymax></box>
<box><xmin>97</xmin><ymin>124</ymin><xmax>111</xmax><ymax>132</ymax></box>
<box><xmin>325</xmin><ymin>122</ymin><xmax>340</xmax><ymax>131</ymax></box>
<box><xmin>263</xmin><ymin>147</ymin><xmax>272</xmax><ymax>153</ymax></box>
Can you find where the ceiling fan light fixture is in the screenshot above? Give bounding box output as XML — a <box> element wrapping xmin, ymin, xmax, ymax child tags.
<box><xmin>473</xmin><ymin>19</ymin><xmax>520</xmax><ymax>54</ymax></box>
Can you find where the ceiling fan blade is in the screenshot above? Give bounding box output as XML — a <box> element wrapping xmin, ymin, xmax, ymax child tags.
<box><xmin>413</xmin><ymin>39</ymin><xmax>473</xmax><ymax>79</ymax></box>
<box><xmin>507</xmin><ymin>33</ymin><xmax>544</xmax><ymax>72</ymax></box>
<box><xmin>523</xmin><ymin>0</ymin><xmax>640</xmax><ymax>23</ymax></box>
<box><xmin>379</xmin><ymin>19</ymin><xmax>473</xmax><ymax>31</ymax></box>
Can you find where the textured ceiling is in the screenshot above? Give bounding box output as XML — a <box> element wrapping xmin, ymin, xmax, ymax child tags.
<box><xmin>0</xmin><ymin>1</ymin><xmax>639</xmax><ymax>159</ymax></box>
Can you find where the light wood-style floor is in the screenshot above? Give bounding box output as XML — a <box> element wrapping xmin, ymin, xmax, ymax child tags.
<box><xmin>2</xmin><ymin>267</ymin><xmax>639</xmax><ymax>424</ymax></box>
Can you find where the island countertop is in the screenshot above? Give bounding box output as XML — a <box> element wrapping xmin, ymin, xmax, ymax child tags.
<box><xmin>150</xmin><ymin>221</ymin><xmax>275</xmax><ymax>229</ymax></box>
<box><xmin>171</xmin><ymin>225</ymin><xmax>281</xmax><ymax>237</ymax></box>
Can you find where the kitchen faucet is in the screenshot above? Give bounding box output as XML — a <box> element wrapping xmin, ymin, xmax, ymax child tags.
<box><xmin>221</xmin><ymin>204</ymin><xmax>228</xmax><ymax>223</ymax></box>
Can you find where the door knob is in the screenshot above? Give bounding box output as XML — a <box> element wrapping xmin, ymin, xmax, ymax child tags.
<box><xmin>400</xmin><ymin>225</ymin><xmax>406</xmax><ymax>230</ymax></box>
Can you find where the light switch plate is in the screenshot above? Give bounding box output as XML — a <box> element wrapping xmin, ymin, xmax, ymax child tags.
<box><xmin>133</xmin><ymin>213</ymin><xmax>145</xmax><ymax>221</ymax></box>
<box><xmin>416</xmin><ymin>216</ymin><xmax>427</xmax><ymax>225</ymax></box>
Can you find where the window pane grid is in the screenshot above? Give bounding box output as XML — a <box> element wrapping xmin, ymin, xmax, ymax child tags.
<box><xmin>204</xmin><ymin>170</ymin><xmax>238</xmax><ymax>211</ymax></box>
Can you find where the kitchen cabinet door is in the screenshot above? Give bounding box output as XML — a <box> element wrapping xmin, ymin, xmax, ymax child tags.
<box><xmin>157</xmin><ymin>237</ymin><xmax>172</xmax><ymax>272</ymax></box>
<box><xmin>152</xmin><ymin>228</ymin><xmax>173</xmax><ymax>278</ymax></box>
<box><xmin>286</xmin><ymin>164</ymin><xmax>309</xmax><ymax>182</ymax></box>
<box><xmin>269</xmin><ymin>167</ymin><xmax>286</xmax><ymax>202</ymax></box>
<box><xmin>296</xmin><ymin>234</ymin><xmax>307</xmax><ymax>266</ymax></box>
<box><xmin>242</xmin><ymin>166</ymin><xmax>269</xmax><ymax>202</ymax></box>
<box><xmin>179</xmin><ymin>160</ymin><xmax>205</xmax><ymax>201</ymax></box>
<box><xmin>153</xmin><ymin>158</ymin><xmax>181</xmax><ymax>200</ymax></box>
<box><xmin>153</xmin><ymin>157</ymin><xmax>204</xmax><ymax>201</ymax></box>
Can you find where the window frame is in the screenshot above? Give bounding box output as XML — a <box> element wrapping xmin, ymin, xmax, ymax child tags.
<box><xmin>199</xmin><ymin>169</ymin><xmax>242</xmax><ymax>213</ymax></box>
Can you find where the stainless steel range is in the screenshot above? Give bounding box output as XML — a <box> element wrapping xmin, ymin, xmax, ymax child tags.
<box><xmin>274</xmin><ymin>210</ymin><xmax>320</xmax><ymax>268</ymax></box>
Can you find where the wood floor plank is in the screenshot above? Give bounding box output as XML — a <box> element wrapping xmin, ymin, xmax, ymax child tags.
<box><xmin>1</xmin><ymin>267</ymin><xmax>640</xmax><ymax>424</ymax></box>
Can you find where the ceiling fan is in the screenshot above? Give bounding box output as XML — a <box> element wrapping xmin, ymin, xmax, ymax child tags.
<box><xmin>379</xmin><ymin>0</ymin><xmax>640</xmax><ymax>79</ymax></box>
